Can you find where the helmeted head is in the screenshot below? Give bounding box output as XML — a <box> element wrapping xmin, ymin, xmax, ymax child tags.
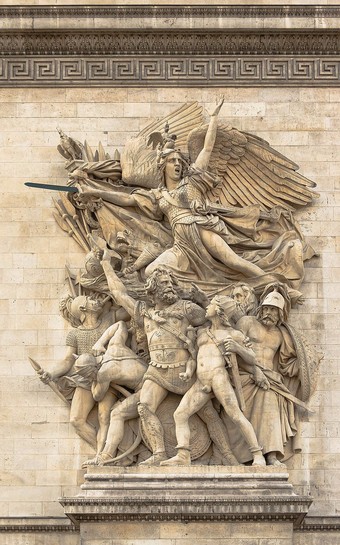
<box><xmin>257</xmin><ymin>290</ymin><xmax>285</xmax><ymax>326</ymax></box>
<box><xmin>60</xmin><ymin>295</ymin><xmax>104</xmax><ymax>327</ymax></box>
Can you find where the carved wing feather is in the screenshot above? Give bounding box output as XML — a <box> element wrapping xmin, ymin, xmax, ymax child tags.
<box><xmin>121</xmin><ymin>102</ymin><xmax>204</xmax><ymax>188</ymax></box>
<box><xmin>188</xmin><ymin>123</ymin><xmax>318</xmax><ymax>211</ymax></box>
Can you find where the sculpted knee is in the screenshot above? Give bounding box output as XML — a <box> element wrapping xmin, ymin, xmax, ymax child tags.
<box><xmin>70</xmin><ymin>415</ymin><xmax>86</xmax><ymax>431</ymax></box>
<box><xmin>98</xmin><ymin>408</ymin><xmax>110</xmax><ymax>425</ymax></box>
<box><xmin>173</xmin><ymin>406</ymin><xmax>187</xmax><ymax>424</ymax></box>
<box><xmin>110</xmin><ymin>406</ymin><xmax>123</xmax><ymax>422</ymax></box>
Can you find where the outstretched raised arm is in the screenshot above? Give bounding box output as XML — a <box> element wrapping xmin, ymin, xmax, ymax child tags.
<box><xmin>101</xmin><ymin>251</ymin><xmax>136</xmax><ymax>317</ymax></box>
<box><xmin>77</xmin><ymin>183</ymin><xmax>137</xmax><ymax>207</ymax></box>
<box><xmin>194</xmin><ymin>97</ymin><xmax>224</xmax><ymax>171</ymax></box>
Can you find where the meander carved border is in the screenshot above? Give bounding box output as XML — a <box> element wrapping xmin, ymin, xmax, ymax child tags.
<box><xmin>1</xmin><ymin>56</ymin><xmax>339</xmax><ymax>87</ymax></box>
<box><xmin>1</xmin><ymin>5</ymin><xmax>339</xmax><ymax>86</ymax></box>
<box><xmin>1</xmin><ymin>30</ymin><xmax>339</xmax><ymax>56</ymax></box>
<box><xmin>1</xmin><ymin>5</ymin><xmax>340</xmax><ymax>19</ymax></box>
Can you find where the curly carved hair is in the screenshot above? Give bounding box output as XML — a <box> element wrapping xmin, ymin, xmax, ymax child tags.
<box><xmin>144</xmin><ymin>265</ymin><xmax>180</xmax><ymax>296</ymax></box>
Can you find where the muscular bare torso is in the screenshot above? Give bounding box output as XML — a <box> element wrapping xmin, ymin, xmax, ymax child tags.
<box><xmin>236</xmin><ymin>316</ymin><xmax>282</xmax><ymax>370</ymax></box>
<box><xmin>139</xmin><ymin>300</ymin><xmax>206</xmax><ymax>367</ymax></box>
<box><xmin>196</xmin><ymin>326</ymin><xmax>245</xmax><ymax>383</ymax></box>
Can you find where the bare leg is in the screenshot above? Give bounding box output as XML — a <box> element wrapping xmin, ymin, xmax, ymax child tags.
<box><xmin>145</xmin><ymin>247</ymin><xmax>190</xmax><ymax>277</ymax></box>
<box><xmin>101</xmin><ymin>393</ymin><xmax>140</xmax><ymax>461</ymax></box>
<box><xmin>69</xmin><ymin>387</ymin><xmax>97</xmax><ymax>449</ymax></box>
<box><xmin>96</xmin><ymin>390</ymin><xmax>118</xmax><ymax>455</ymax></box>
<box><xmin>198</xmin><ymin>400</ymin><xmax>239</xmax><ymax>465</ymax></box>
<box><xmin>138</xmin><ymin>380</ymin><xmax>168</xmax><ymax>466</ymax></box>
<box><xmin>161</xmin><ymin>381</ymin><xmax>210</xmax><ymax>466</ymax></box>
<box><xmin>212</xmin><ymin>372</ymin><xmax>265</xmax><ymax>466</ymax></box>
<box><xmin>199</xmin><ymin>228</ymin><xmax>266</xmax><ymax>278</ymax></box>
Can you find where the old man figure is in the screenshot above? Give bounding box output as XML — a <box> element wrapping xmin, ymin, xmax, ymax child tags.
<box><xmin>224</xmin><ymin>286</ymin><xmax>320</xmax><ymax>466</ymax></box>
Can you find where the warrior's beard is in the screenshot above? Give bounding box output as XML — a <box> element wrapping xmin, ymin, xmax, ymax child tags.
<box><xmin>156</xmin><ymin>287</ymin><xmax>179</xmax><ymax>304</ymax></box>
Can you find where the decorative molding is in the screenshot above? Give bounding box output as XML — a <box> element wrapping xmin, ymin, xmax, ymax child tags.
<box><xmin>61</xmin><ymin>495</ymin><xmax>312</xmax><ymax>526</ymax></box>
<box><xmin>0</xmin><ymin>56</ymin><xmax>339</xmax><ymax>87</ymax></box>
<box><xmin>1</xmin><ymin>516</ymin><xmax>339</xmax><ymax>533</ymax></box>
<box><xmin>61</xmin><ymin>467</ymin><xmax>311</xmax><ymax>528</ymax></box>
<box><xmin>1</xmin><ymin>30</ymin><xmax>339</xmax><ymax>56</ymax></box>
<box><xmin>1</xmin><ymin>5</ymin><xmax>340</xmax><ymax>19</ymax></box>
<box><xmin>297</xmin><ymin>517</ymin><xmax>340</xmax><ymax>532</ymax></box>
<box><xmin>0</xmin><ymin>518</ymin><xmax>78</xmax><ymax>533</ymax></box>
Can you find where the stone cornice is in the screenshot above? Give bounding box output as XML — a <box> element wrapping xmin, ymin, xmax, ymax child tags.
<box><xmin>0</xmin><ymin>4</ymin><xmax>339</xmax><ymax>86</ymax></box>
<box><xmin>0</xmin><ymin>517</ymin><xmax>78</xmax><ymax>533</ymax></box>
<box><xmin>1</xmin><ymin>5</ymin><xmax>340</xmax><ymax>19</ymax></box>
<box><xmin>60</xmin><ymin>495</ymin><xmax>312</xmax><ymax>526</ymax></box>
<box><xmin>1</xmin><ymin>515</ymin><xmax>339</xmax><ymax>533</ymax></box>
<box><xmin>1</xmin><ymin>30</ymin><xmax>339</xmax><ymax>56</ymax></box>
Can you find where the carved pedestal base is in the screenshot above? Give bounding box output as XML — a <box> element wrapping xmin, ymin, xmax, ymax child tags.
<box><xmin>60</xmin><ymin>466</ymin><xmax>312</xmax><ymax>545</ymax></box>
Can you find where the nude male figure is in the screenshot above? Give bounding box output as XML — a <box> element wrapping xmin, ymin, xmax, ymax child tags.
<box><xmin>161</xmin><ymin>296</ymin><xmax>266</xmax><ymax>466</ymax></box>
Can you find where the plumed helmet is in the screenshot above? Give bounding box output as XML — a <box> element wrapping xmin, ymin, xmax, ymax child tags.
<box><xmin>261</xmin><ymin>291</ymin><xmax>285</xmax><ymax>310</ymax></box>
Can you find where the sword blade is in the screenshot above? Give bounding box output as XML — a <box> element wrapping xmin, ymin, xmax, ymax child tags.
<box><xmin>25</xmin><ymin>182</ymin><xmax>78</xmax><ymax>193</ymax></box>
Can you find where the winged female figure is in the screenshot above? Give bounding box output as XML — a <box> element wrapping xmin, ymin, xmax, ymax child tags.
<box><xmin>74</xmin><ymin>99</ymin><xmax>317</xmax><ymax>295</ymax></box>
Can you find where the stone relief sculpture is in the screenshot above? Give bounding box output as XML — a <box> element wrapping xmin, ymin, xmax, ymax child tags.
<box><xmin>160</xmin><ymin>295</ymin><xmax>266</xmax><ymax>467</ymax></box>
<box><xmin>29</xmin><ymin>98</ymin><xmax>321</xmax><ymax>467</ymax></box>
<box><xmin>222</xmin><ymin>282</ymin><xmax>320</xmax><ymax>467</ymax></box>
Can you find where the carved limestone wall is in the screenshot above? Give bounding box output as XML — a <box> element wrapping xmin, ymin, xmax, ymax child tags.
<box><xmin>0</xmin><ymin>3</ymin><xmax>340</xmax><ymax>545</ymax></box>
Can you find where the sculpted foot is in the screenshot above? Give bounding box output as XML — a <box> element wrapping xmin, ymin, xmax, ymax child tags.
<box><xmin>82</xmin><ymin>453</ymin><xmax>115</xmax><ymax>468</ymax></box>
<box><xmin>138</xmin><ymin>452</ymin><xmax>167</xmax><ymax>466</ymax></box>
<box><xmin>82</xmin><ymin>456</ymin><xmax>99</xmax><ymax>468</ymax></box>
<box><xmin>267</xmin><ymin>453</ymin><xmax>286</xmax><ymax>467</ymax></box>
<box><xmin>160</xmin><ymin>448</ymin><xmax>191</xmax><ymax>467</ymax></box>
<box><xmin>250</xmin><ymin>447</ymin><xmax>266</xmax><ymax>467</ymax></box>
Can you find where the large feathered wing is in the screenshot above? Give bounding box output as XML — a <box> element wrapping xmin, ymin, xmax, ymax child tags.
<box><xmin>121</xmin><ymin>102</ymin><xmax>204</xmax><ymax>188</ymax></box>
<box><xmin>188</xmin><ymin>124</ymin><xmax>319</xmax><ymax>211</ymax></box>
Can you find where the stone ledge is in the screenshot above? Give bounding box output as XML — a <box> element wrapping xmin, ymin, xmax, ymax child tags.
<box><xmin>1</xmin><ymin>29</ymin><xmax>339</xmax><ymax>56</ymax></box>
<box><xmin>0</xmin><ymin>517</ymin><xmax>78</xmax><ymax>533</ymax></box>
<box><xmin>1</xmin><ymin>5</ymin><xmax>340</xmax><ymax>33</ymax></box>
<box><xmin>60</xmin><ymin>466</ymin><xmax>312</xmax><ymax>528</ymax></box>
<box><xmin>298</xmin><ymin>516</ymin><xmax>340</xmax><ymax>532</ymax></box>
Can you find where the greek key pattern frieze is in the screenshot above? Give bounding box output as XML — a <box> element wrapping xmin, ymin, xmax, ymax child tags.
<box><xmin>1</xmin><ymin>56</ymin><xmax>339</xmax><ymax>87</ymax></box>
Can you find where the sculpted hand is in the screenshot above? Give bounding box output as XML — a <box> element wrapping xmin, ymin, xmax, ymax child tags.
<box><xmin>244</xmin><ymin>336</ymin><xmax>252</xmax><ymax>349</ymax></box>
<box><xmin>189</xmin><ymin>283</ymin><xmax>210</xmax><ymax>308</ymax></box>
<box><xmin>38</xmin><ymin>370</ymin><xmax>52</xmax><ymax>384</ymax></box>
<box><xmin>224</xmin><ymin>336</ymin><xmax>238</xmax><ymax>355</ymax></box>
<box><xmin>76</xmin><ymin>183</ymin><xmax>99</xmax><ymax>201</ymax></box>
<box><xmin>211</xmin><ymin>96</ymin><xmax>224</xmax><ymax>116</ymax></box>
<box><xmin>92</xmin><ymin>343</ymin><xmax>106</xmax><ymax>357</ymax></box>
<box><xmin>252</xmin><ymin>367</ymin><xmax>270</xmax><ymax>390</ymax></box>
<box><xmin>122</xmin><ymin>265</ymin><xmax>136</xmax><ymax>275</ymax></box>
<box><xmin>179</xmin><ymin>371</ymin><xmax>192</xmax><ymax>382</ymax></box>
<box><xmin>101</xmin><ymin>248</ymin><xmax>111</xmax><ymax>262</ymax></box>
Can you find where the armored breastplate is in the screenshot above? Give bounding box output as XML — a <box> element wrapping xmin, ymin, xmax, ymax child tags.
<box><xmin>159</xmin><ymin>183</ymin><xmax>203</xmax><ymax>226</ymax></box>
